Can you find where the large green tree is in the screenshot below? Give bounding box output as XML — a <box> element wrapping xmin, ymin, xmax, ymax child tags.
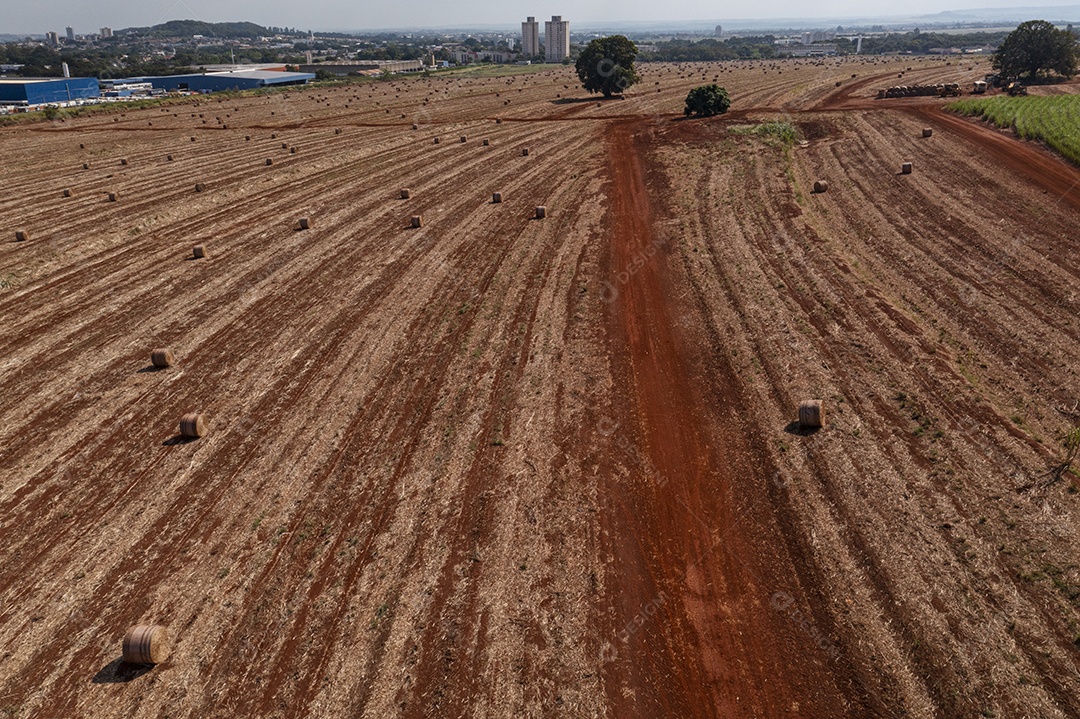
<box><xmin>575</xmin><ymin>35</ymin><xmax>640</xmax><ymax>97</ymax></box>
<box><xmin>993</xmin><ymin>20</ymin><xmax>1079</xmax><ymax>82</ymax></box>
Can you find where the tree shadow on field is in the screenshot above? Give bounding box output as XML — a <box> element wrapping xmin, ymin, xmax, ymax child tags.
<box><xmin>784</xmin><ymin>421</ymin><xmax>821</xmax><ymax>437</ymax></box>
<box><xmin>92</xmin><ymin>657</ymin><xmax>153</xmax><ymax>684</ymax></box>
<box><xmin>550</xmin><ymin>97</ymin><xmax>605</xmax><ymax>105</ymax></box>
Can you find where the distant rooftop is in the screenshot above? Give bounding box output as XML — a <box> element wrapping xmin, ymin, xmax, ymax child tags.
<box><xmin>205</xmin><ymin>70</ymin><xmax>296</xmax><ymax>80</ymax></box>
<box><xmin>200</xmin><ymin>63</ymin><xmax>288</xmax><ymax>73</ymax></box>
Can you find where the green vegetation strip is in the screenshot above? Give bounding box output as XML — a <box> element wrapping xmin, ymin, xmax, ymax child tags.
<box><xmin>729</xmin><ymin>122</ymin><xmax>798</xmax><ymax>144</ymax></box>
<box><xmin>948</xmin><ymin>94</ymin><xmax>1080</xmax><ymax>166</ymax></box>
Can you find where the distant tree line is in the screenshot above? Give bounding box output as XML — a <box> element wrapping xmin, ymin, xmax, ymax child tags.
<box><xmin>117</xmin><ymin>20</ymin><xmax>300</xmax><ymax>39</ymax></box>
<box><xmin>634</xmin><ymin>30</ymin><xmax>1012</xmax><ymax>62</ymax></box>
<box><xmin>638</xmin><ymin>36</ymin><xmax>780</xmax><ymax>62</ymax></box>
<box><xmin>0</xmin><ymin>43</ymin><xmax>303</xmax><ymax>78</ymax></box>
<box><xmin>854</xmin><ymin>30</ymin><xmax>1010</xmax><ymax>54</ymax></box>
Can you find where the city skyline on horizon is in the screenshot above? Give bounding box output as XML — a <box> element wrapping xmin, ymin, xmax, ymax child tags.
<box><xmin>4</xmin><ymin>0</ymin><xmax>1077</xmax><ymax>35</ymax></box>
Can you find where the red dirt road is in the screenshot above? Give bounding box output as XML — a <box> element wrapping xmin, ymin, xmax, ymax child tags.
<box><xmin>600</xmin><ymin>119</ymin><xmax>863</xmax><ymax>716</ymax></box>
<box><xmin>906</xmin><ymin>104</ymin><xmax>1080</xmax><ymax>212</ymax></box>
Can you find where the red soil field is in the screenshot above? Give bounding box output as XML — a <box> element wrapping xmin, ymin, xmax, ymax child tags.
<box><xmin>1</xmin><ymin>56</ymin><xmax>1078</xmax><ymax>718</ymax></box>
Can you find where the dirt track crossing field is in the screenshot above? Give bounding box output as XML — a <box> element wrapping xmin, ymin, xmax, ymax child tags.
<box><xmin>2</xmin><ymin>56</ymin><xmax>1079</xmax><ymax>718</ymax></box>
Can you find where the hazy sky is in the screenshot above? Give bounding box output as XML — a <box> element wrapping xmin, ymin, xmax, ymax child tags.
<box><xmin>1</xmin><ymin>0</ymin><xmax>1058</xmax><ymax>33</ymax></box>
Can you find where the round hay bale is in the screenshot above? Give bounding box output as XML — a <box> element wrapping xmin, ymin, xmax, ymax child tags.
<box><xmin>495</xmin><ymin>118</ymin><xmax>502</xmax><ymax>124</ymax></box>
<box><xmin>194</xmin><ymin>183</ymin><xmax>205</xmax><ymax>192</ymax></box>
<box><xmin>63</xmin><ymin>189</ymin><xmax>73</xmax><ymax>198</ymax></box>
<box><xmin>460</xmin><ymin>136</ymin><xmax>467</xmax><ymax>143</ymax></box>
<box><xmin>922</xmin><ymin>128</ymin><xmax>933</xmax><ymax>138</ymax></box>
<box><xmin>433</xmin><ymin>137</ymin><xmax>440</xmax><ymax>144</ymax></box>
<box><xmin>813</xmin><ymin>180</ymin><xmax>828</xmax><ymax>193</ymax></box>
<box><xmin>167</xmin><ymin>154</ymin><xmax>174</xmax><ymax>161</ymax></box>
<box><xmin>190</xmin><ymin>137</ymin><xmax>196</xmax><ymax>142</ymax></box>
<box><xmin>798</xmin><ymin>400</ymin><xmax>824</xmax><ymax>429</ymax></box>
<box><xmin>245</xmin><ymin>135</ymin><xmax>251</xmax><ymax>141</ymax></box>
<box><xmin>122</xmin><ymin>625</ymin><xmax>170</xmax><ymax>666</ymax></box>
<box><xmin>15</xmin><ymin>230</ymin><xmax>29</xmax><ymax>242</ymax></box>
<box><xmin>192</xmin><ymin>245</ymin><xmax>206</xmax><ymax>259</ymax></box>
<box><xmin>108</xmin><ymin>192</ymin><xmax>118</xmax><ymax>202</ymax></box>
<box><xmin>271</xmin><ymin>133</ymin><xmax>277</xmax><ymax>139</ymax></box>
<box><xmin>412</xmin><ymin>123</ymin><xmax>419</xmax><ymax>130</ymax></box>
<box><xmin>522</xmin><ymin>148</ymin><xmax>530</xmax><ymax>156</ymax></box>
<box><xmin>179</xmin><ymin>412</ymin><xmax>207</xmax><ymax>438</ymax></box>
<box><xmin>79</xmin><ymin>143</ymin><xmax>85</xmax><ymax>149</ymax></box>
<box><xmin>266</xmin><ymin>158</ymin><xmax>273</xmax><ymax>166</ymax></box>
<box><xmin>492</xmin><ymin>192</ymin><xmax>502</xmax><ymax>203</ymax></box>
<box><xmin>901</xmin><ymin>162</ymin><xmax>913</xmax><ymax>174</ymax></box>
<box><xmin>535</xmin><ymin>206</ymin><xmax>547</xmax><ymax>219</ymax></box>
<box><xmin>120</xmin><ymin>158</ymin><xmax>128</xmax><ymax>166</ymax></box>
<box><xmin>411</xmin><ymin>215</ymin><xmax>423</xmax><ymax>228</ymax></box>
<box><xmin>82</xmin><ymin>163</ymin><xmax>90</xmax><ymax>170</ymax></box>
<box><xmin>335</xmin><ymin>128</ymin><xmax>342</xmax><ymax>135</ymax></box>
<box><xmin>400</xmin><ymin>188</ymin><xmax>411</xmax><ymax>199</ymax></box>
<box><xmin>151</xmin><ymin>349</ymin><xmax>174</xmax><ymax>368</ymax></box>
<box><xmin>298</xmin><ymin>217</ymin><xmax>311</xmax><ymax>230</ymax></box>
<box><xmin>281</xmin><ymin>142</ymin><xmax>288</xmax><ymax>149</ymax></box>
<box><xmin>483</xmin><ymin>139</ymin><xmax>490</xmax><ymax>146</ymax></box>
<box><xmin>289</xmin><ymin>147</ymin><xmax>296</xmax><ymax>154</ymax></box>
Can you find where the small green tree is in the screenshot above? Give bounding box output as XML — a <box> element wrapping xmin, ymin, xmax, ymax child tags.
<box><xmin>684</xmin><ymin>84</ymin><xmax>731</xmax><ymax>117</ymax></box>
<box><xmin>993</xmin><ymin>20</ymin><xmax>1080</xmax><ymax>82</ymax></box>
<box><xmin>575</xmin><ymin>35</ymin><xmax>640</xmax><ymax>98</ymax></box>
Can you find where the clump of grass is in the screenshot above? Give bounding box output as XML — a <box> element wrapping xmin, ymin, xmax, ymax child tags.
<box><xmin>1052</xmin><ymin>426</ymin><xmax>1080</xmax><ymax>482</ymax></box>
<box><xmin>948</xmin><ymin>95</ymin><xmax>1080</xmax><ymax>166</ymax></box>
<box><xmin>729</xmin><ymin>121</ymin><xmax>798</xmax><ymax>144</ymax></box>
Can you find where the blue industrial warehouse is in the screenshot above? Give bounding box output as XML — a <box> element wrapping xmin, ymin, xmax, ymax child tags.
<box><xmin>0</xmin><ymin>77</ymin><xmax>100</xmax><ymax>105</ymax></box>
<box><xmin>129</xmin><ymin>70</ymin><xmax>315</xmax><ymax>93</ymax></box>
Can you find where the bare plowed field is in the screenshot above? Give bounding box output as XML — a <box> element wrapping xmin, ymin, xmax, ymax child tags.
<box><xmin>2</xmin><ymin>57</ymin><xmax>1078</xmax><ymax>719</ymax></box>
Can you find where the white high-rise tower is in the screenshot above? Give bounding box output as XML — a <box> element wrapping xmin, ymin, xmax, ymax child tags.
<box><xmin>521</xmin><ymin>17</ymin><xmax>540</xmax><ymax>58</ymax></box>
<box><xmin>544</xmin><ymin>16</ymin><xmax>569</xmax><ymax>63</ymax></box>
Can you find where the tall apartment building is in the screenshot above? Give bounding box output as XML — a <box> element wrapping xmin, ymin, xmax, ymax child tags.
<box><xmin>65</xmin><ymin>26</ymin><xmax>75</xmax><ymax>41</ymax></box>
<box><xmin>544</xmin><ymin>16</ymin><xmax>569</xmax><ymax>63</ymax></box>
<box><xmin>46</xmin><ymin>31</ymin><xmax>59</xmax><ymax>46</ymax></box>
<box><xmin>100</xmin><ymin>27</ymin><xmax>113</xmax><ymax>38</ymax></box>
<box><xmin>521</xmin><ymin>17</ymin><xmax>540</xmax><ymax>58</ymax></box>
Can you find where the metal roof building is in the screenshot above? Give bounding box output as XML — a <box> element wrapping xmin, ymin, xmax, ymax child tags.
<box><xmin>0</xmin><ymin>77</ymin><xmax>100</xmax><ymax>105</ymax></box>
<box><xmin>133</xmin><ymin>70</ymin><xmax>315</xmax><ymax>93</ymax></box>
